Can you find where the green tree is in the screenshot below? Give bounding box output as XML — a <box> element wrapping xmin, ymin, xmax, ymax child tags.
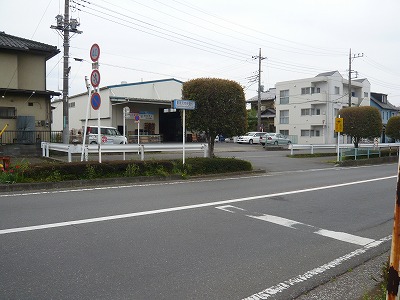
<box><xmin>182</xmin><ymin>78</ymin><xmax>247</xmax><ymax>157</ymax></box>
<box><xmin>386</xmin><ymin>116</ymin><xmax>400</xmax><ymax>141</ymax></box>
<box><xmin>247</xmin><ymin>109</ymin><xmax>258</xmax><ymax>132</ymax></box>
<box><xmin>338</xmin><ymin>106</ymin><xmax>382</xmax><ymax>148</ymax></box>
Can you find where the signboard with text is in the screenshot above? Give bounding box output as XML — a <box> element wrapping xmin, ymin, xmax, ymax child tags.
<box><xmin>173</xmin><ymin>99</ymin><xmax>196</xmax><ymax>110</ymax></box>
<box><xmin>335</xmin><ymin>117</ymin><xmax>343</xmax><ymax>133</ymax></box>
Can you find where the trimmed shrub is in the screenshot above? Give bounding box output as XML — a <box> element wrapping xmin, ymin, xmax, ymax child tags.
<box><xmin>8</xmin><ymin>157</ymin><xmax>252</xmax><ymax>183</ymax></box>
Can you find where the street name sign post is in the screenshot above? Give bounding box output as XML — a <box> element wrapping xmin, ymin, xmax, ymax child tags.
<box><xmin>173</xmin><ymin>99</ymin><xmax>196</xmax><ymax>164</ymax></box>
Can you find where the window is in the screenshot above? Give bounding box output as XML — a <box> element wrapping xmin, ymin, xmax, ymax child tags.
<box><xmin>69</xmin><ymin>102</ymin><xmax>75</xmax><ymax>108</ymax></box>
<box><xmin>334</xmin><ymin>86</ymin><xmax>340</xmax><ymax>94</ymax></box>
<box><xmin>0</xmin><ymin>107</ymin><xmax>16</xmax><ymax>119</ymax></box>
<box><xmin>280</xmin><ymin>110</ymin><xmax>289</xmax><ymax>124</ymax></box>
<box><xmin>364</xmin><ymin>92</ymin><xmax>369</xmax><ymax>98</ymax></box>
<box><xmin>310</xmin><ymin>130</ymin><xmax>320</xmax><ymax>137</ymax></box>
<box><xmin>301</xmin><ymin>87</ymin><xmax>320</xmax><ymax>95</ymax></box>
<box><xmin>280</xmin><ymin>130</ymin><xmax>289</xmax><ymax>136</ymax></box>
<box><xmin>280</xmin><ymin>90</ymin><xmax>289</xmax><ymax>104</ymax></box>
<box><xmin>301</xmin><ymin>130</ymin><xmax>310</xmax><ymax>137</ymax></box>
<box><xmin>313</xmin><ymin>87</ymin><xmax>321</xmax><ymax>94</ymax></box>
<box><xmin>301</xmin><ymin>87</ymin><xmax>311</xmax><ymax>95</ymax></box>
<box><xmin>301</xmin><ymin>108</ymin><xmax>320</xmax><ymax>116</ymax></box>
<box><xmin>311</xmin><ymin>108</ymin><xmax>320</xmax><ymax>115</ymax></box>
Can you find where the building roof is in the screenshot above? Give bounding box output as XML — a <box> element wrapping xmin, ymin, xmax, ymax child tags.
<box><xmin>247</xmin><ymin>88</ymin><xmax>276</xmax><ymax>102</ymax></box>
<box><xmin>107</xmin><ymin>78</ymin><xmax>184</xmax><ymax>89</ymax></box>
<box><xmin>315</xmin><ymin>71</ymin><xmax>340</xmax><ymax>77</ymax></box>
<box><xmin>370</xmin><ymin>93</ymin><xmax>399</xmax><ymax>111</ymax></box>
<box><xmin>0</xmin><ymin>31</ymin><xmax>59</xmax><ymax>60</ymax></box>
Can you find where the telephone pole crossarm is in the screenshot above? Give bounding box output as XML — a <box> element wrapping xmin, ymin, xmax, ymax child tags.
<box><xmin>348</xmin><ymin>49</ymin><xmax>364</xmax><ymax>107</ymax></box>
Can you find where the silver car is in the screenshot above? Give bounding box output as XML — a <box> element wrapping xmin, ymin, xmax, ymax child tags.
<box><xmin>262</xmin><ymin>133</ymin><xmax>291</xmax><ymax>145</ymax></box>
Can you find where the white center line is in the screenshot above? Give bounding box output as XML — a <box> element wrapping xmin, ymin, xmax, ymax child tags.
<box><xmin>0</xmin><ymin>175</ymin><xmax>395</xmax><ymax>235</ymax></box>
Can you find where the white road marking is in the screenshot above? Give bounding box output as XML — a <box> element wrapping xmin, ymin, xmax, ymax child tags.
<box><xmin>315</xmin><ymin>229</ymin><xmax>375</xmax><ymax>246</ymax></box>
<box><xmin>249</xmin><ymin>214</ymin><xmax>304</xmax><ymax>229</ymax></box>
<box><xmin>217</xmin><ymin>206</ymin><xmax>376</xmax><ymax>246</ymax></box>
<box><xmin>0</xmin><ymin>175</ymin><xmax>395</xmax><ymax>235</ymax></box>
<box><xmin>248</xmin><ymin>214</ymin><xmax>375</xmax><ymax>246</ymax></box>
<box><xmin>216</xmin><ymin>205</ymin><xmax>247</xmax><ymax>213</ymax></box>
<box><xmin>243</xmin><ymin>235</ymin><xmax>392</xmax><ymax>300</ymax></box>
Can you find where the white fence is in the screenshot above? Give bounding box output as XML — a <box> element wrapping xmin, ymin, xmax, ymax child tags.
<box><xmin>289</xmin><ymin>143</ymin><xmax>400</xmax><ymax>157</ymax></box>
<box><xmin>41</xmin><ymin>142</ymin><xmax>208</xmax><ymax>162</ymax></box>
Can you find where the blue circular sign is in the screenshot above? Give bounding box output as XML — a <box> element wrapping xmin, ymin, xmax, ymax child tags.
<box><xmin>91</xmin><ymin>92</ymin><xmax>101</xmax><ymax>110</ymax></box>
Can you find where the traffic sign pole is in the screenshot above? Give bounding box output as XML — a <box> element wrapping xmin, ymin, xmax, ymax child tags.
<box><xmin>90</xmin><ymin>43</ymin><xmax>101</xmax><ymax>163</ymax></box>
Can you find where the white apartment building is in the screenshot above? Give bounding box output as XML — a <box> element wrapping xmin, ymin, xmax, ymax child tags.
<box><xmin>275</xmin><ymin>71</ymin><xmax>370</xmax><ymax>144</ymax></box>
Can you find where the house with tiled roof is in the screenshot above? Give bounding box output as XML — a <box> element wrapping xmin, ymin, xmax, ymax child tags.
<box><xmin>246</xmin><ymin>88</ymin><xmax>276</xmax><ymax>132</ymax></box>
<box><xmin>360</xmin><ymin>92</ymin><xmax>400</xmax><ymax>142</ymax></box>
<box><xmin>0</xmin><ymin>31</ymin><xmax>60</xmax><ymax>144</ymax></box>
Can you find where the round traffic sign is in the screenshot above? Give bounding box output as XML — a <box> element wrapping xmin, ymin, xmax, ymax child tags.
<box><xmin>90</xmin><ymin>44</ymin><xmax>100</xmax><ymax>62</ymax></box>
<box><xmin>91</xmin><ymin>92</ymin><xmax>101</xmax><ymax>110</ymax></box>
<box><xmin>134</xmin><ymin>115</ymin><xmax>140</xmax><ymax>122</ymax></box>
<box><xmin>123</xmin><ymin>106</ymin><xmax>130</xmax><ymax>117</ymax></box>
<box><xmin>102</xmin><ymin>136</ymin><xmax>108</xmax><ymax>143</ymax></box>
<box><xmin>90</xmin><ymin>70</ymin><xmax>101</xmax><ymax>87</ymax></box>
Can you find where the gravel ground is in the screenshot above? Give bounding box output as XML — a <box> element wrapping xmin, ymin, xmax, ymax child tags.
<box><xmin>295</xmin><ymin>251</ymin><xmax>389</xmax><ymax>300</ymax></box>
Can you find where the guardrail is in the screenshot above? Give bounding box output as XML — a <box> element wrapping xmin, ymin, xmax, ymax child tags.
<box><xmin>288</xmin><ymin>143</ymin><xmax>400</xmax><ymax>158</ymax></box>
<box><xmin>41</xmin><ymin>142</ymin><xmax>208</xmax><ymax>162</ymax></box>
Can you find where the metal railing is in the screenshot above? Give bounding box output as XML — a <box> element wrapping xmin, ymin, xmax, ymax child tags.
<box><xmin>0</xmin><ymin>131</ymin><xmax>63</xmax><ymax>144</ymax></box>
<box><xmin>289</xmin><ymin>143</ymin><xmax>400</xmax><ymax>158</ymax></box>
<box><xmin>41</xmin><ymin>142</ymin><xmax>208</xmax><ymax>162</ymax></box>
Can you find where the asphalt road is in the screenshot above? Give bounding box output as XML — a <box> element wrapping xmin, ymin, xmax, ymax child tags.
<box><xmin>0</xmin><ymin>144</ymin><xmax>396</xmax><ymax>299</ymax></box>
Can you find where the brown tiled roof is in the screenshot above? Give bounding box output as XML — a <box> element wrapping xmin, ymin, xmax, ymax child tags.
<box><xmin>0</xmin><ymin>31</ymin><xmax>59</xmax><ymax>60</ymax></box>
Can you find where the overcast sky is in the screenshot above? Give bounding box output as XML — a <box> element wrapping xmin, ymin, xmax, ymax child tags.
<box><xmin>1</xmin><ymin>0</ymin><xmax>400</xmax><ymax>105</ymax></box>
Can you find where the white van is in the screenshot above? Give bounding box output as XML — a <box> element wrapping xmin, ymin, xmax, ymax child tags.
<box><xmin>86</xmin><ymin>126</ymin><xmax>127</xmax><ymax>144</ymax></box>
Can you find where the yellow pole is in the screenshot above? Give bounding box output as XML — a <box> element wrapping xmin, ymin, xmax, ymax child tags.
<box><xmin>0</xmin><ymin>123</ymin><xmax>8</xmax><ymax>137</ymax></box>
<box><xmin>387</xmin><ymin>154</ymin><xmax>400</xmax><ymax>299</ymax></box>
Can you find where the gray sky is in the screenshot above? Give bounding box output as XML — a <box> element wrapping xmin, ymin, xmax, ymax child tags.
<box><xmin>1</xmin><ymin>0</ymin><xmax>400</xmax><ymax>105</ymax></box>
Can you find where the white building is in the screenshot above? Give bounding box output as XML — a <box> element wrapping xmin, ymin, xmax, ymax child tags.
<box><xmin>52</xmin><ymin>78</ymin><xmax>184</xmax><ymax>142</ymax></box>
<box><xmin>275</xmin><ymin>71</ymin><xmax>370</xmax><ymax>144</ymax></box>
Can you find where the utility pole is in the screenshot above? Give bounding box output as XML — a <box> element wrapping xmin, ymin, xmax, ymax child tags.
<box><xmin>252</xmin><ymin>48</ymin><xmax>267</xmax><ymax>131</ymax></box>
<box><xmin>51</xmin><ymin>0</ymin><xmax>82</xmax><ymax>144</ymax></box>
<box><xmin>348</xmin><ymin>48</ymin><xmax>363</xmax><ymax>107</ymax></box>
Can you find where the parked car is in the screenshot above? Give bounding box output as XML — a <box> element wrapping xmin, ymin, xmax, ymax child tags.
<box><xmin>236</xmin><ymin>132</ymin><xmax>266</xmax><ymax>144</ymax></box>
<box><xmin>262</xmin><ymin>133</ymin><xmax>292</xmax><ymax>146</ymax></box>
<box><xmin>214</xmin><ymin>134</ymin><xmax>225</xmax><ymax>142</ymax></box>
<box><xmin>86</xmin><ymin>126</ymin><xmax>127</xmax><ymax>144</ymax></box>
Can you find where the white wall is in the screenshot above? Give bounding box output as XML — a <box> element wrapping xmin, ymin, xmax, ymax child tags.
<box><xmin>53</xmin><ymin>79</ymin><xmax>182</xmax><ymax>134</ymax></box>
<box><xmin>275</xmin><ymin>72</ymin><xmax>371</xmax><ymax>145</ymax></box>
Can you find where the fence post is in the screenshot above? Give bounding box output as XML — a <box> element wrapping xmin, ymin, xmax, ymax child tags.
<box><xmin>311</xmin><ymin>145</ymin><xmax>314</xmax><ymax>155</ymax></box>
<box><xmin>46</xmin><ymin>143</ymin><xmax>49</xmax><ymax>158</ymax></box>
<box><xmin>203</xmin><ymin>144</ymin><xmax>208</xmax><ymax>158</ymax></box>
<box><xmin>41</xmin><ymin>142</ymin><xmax>46</xmax><ymax>157</ymax></box>
<box><xmin>67</xmin><ymin>146</ymin><xmax>72</xmax><ymax>163</ymax></box>
<box><xmin>140</xmin><ymin>144</ymin><xmax>144</xmax><ymax>161</ymax></box>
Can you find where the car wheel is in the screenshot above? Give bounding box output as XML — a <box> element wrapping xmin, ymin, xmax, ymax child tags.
<box><xmin>274</xmin><ymin>141</ymin><xmax>278</xmax><ymax>145</ymax></box>
<box><xmin>287</xmin><ymin>141</ymin><xmax>291</xmax><ymax>144</ymax></box>
<box><xmin>249</xmin><ymin>139</ymin><xmax>253</xmax><ymax>145</ymax></box>
<box><xmin>90</xmin><ymin>141</ymin><xmax>97</xmax><ymax>144</ymax></box>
